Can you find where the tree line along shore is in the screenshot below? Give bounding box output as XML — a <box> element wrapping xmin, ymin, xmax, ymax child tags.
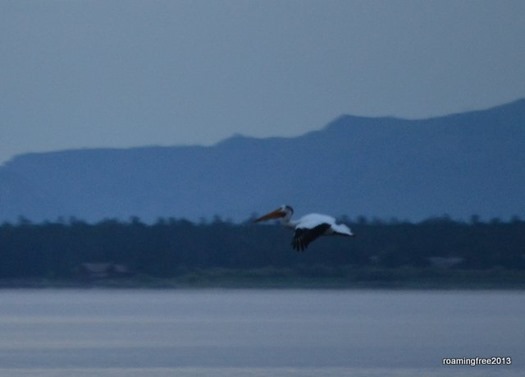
<box><xmin>1</xmin><ymin>216</ymin><xmax>524</xmax><ymax>288</ymax></box>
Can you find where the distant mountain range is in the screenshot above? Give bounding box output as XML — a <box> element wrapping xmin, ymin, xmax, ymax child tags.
<box><xmin>1</xmin><ymin>99</ymin><xmax>524</xmax><ymax>223</ymax></box>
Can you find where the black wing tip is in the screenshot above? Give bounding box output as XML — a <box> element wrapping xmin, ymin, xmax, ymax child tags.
<box><xmin>291</xmin><ymin>239</ymin><xmax>307</xmax><ymax>252</ymax></box>
<box><xmin>291</xmin><ymin>224</ymin><xmax>331</xmax><ymax>252</ymax></box>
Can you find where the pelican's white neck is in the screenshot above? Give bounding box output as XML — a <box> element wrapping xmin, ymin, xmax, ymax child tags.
<box><xmin>278</xmin><ymin>206</ymin><xmax>294</xmax><ymax>224</ymax></box>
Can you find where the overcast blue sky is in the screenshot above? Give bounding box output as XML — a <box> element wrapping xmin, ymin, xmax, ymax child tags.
<box><xmin>1</xmin><ymin>0</ymin><xmax>524</xmax><ymax>164</ymax></box>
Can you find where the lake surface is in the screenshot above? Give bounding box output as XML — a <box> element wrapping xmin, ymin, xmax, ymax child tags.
<box><xmin>0</xmin><ymin>289</ymin><xmax>523</xmax><ymax>376</ymax></box>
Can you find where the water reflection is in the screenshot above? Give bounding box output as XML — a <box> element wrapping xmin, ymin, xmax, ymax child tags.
<box><xmin>0</xmin><ymin>289</ymin><xmax>523</xmax><ymax>376</ymax></box>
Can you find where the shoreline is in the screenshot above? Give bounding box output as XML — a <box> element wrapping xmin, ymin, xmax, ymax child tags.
<box><xmin>1</xmin><ymin>267</ymin><xmax>524</xmax><ymax>290</ymax></box>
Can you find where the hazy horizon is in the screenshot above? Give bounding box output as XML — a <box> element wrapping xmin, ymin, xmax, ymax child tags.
<box><xmin>1</xmin><ymin>97</ymin><xmax>523</xmax><ymax>165</ymax></box>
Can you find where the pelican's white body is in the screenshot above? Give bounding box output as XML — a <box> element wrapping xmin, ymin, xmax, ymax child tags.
<box><xmin>288</xmin><ymin>213</ymin><xmax>353</xmax><ymax>237</ymax></box>
<box><xmin>254</xmin><ymin>205</ymin><xmax>354</xmax><ymax>251</ymax></box>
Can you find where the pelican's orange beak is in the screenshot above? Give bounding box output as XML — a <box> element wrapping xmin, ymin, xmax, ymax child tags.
<box><xmin>253</xmin><ymin>208</ymin><xmax>286</xmax><ymax>223</ymax></box>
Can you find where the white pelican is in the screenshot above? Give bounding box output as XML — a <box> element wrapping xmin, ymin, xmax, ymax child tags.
<box><xmin>254</xmin><ymin>205</ymin><xmax>354</xmax><ymax>251</ymax></box>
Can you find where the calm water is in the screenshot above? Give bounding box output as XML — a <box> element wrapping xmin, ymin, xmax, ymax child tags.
<box><xmin>0</xmin><ymin>289</ymin><xmax>523</xmax><ymax>377</ymax></box>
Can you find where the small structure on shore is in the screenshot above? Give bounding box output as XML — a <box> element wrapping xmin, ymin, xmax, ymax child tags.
<box><xmin>77</xmin><ymin>263</ymin><xmax>132</xmax><ymax>280</ymax></box>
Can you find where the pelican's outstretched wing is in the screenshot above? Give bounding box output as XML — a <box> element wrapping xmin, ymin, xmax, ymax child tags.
<box><xmin>292</xmin><ymin>223</ymin><xmax>331</xmax><ymax>252</ymax></box>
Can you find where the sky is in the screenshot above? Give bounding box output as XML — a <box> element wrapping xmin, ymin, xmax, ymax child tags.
<box><xmin>1</xmin><ymin>0</ymin><xmax>525</xmax><ymax>164</ymax></box>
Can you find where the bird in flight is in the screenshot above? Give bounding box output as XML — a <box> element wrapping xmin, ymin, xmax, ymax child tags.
<box><xmin>254</xmin><ymin>205</ymin><xmax>354</xmax><ymax>251</ymax></box>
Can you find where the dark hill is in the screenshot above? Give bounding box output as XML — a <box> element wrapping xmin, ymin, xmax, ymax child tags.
<box><xmin>1</xmin><ymin>99</ymin><xmax>524</xmax><ymax>222</ymax></box>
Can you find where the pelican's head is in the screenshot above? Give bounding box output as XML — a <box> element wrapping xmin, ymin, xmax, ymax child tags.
<box><xmin>254</xmin><ymin>205</ymin><xmax>294</xmax><ymax>223</ymax></box>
